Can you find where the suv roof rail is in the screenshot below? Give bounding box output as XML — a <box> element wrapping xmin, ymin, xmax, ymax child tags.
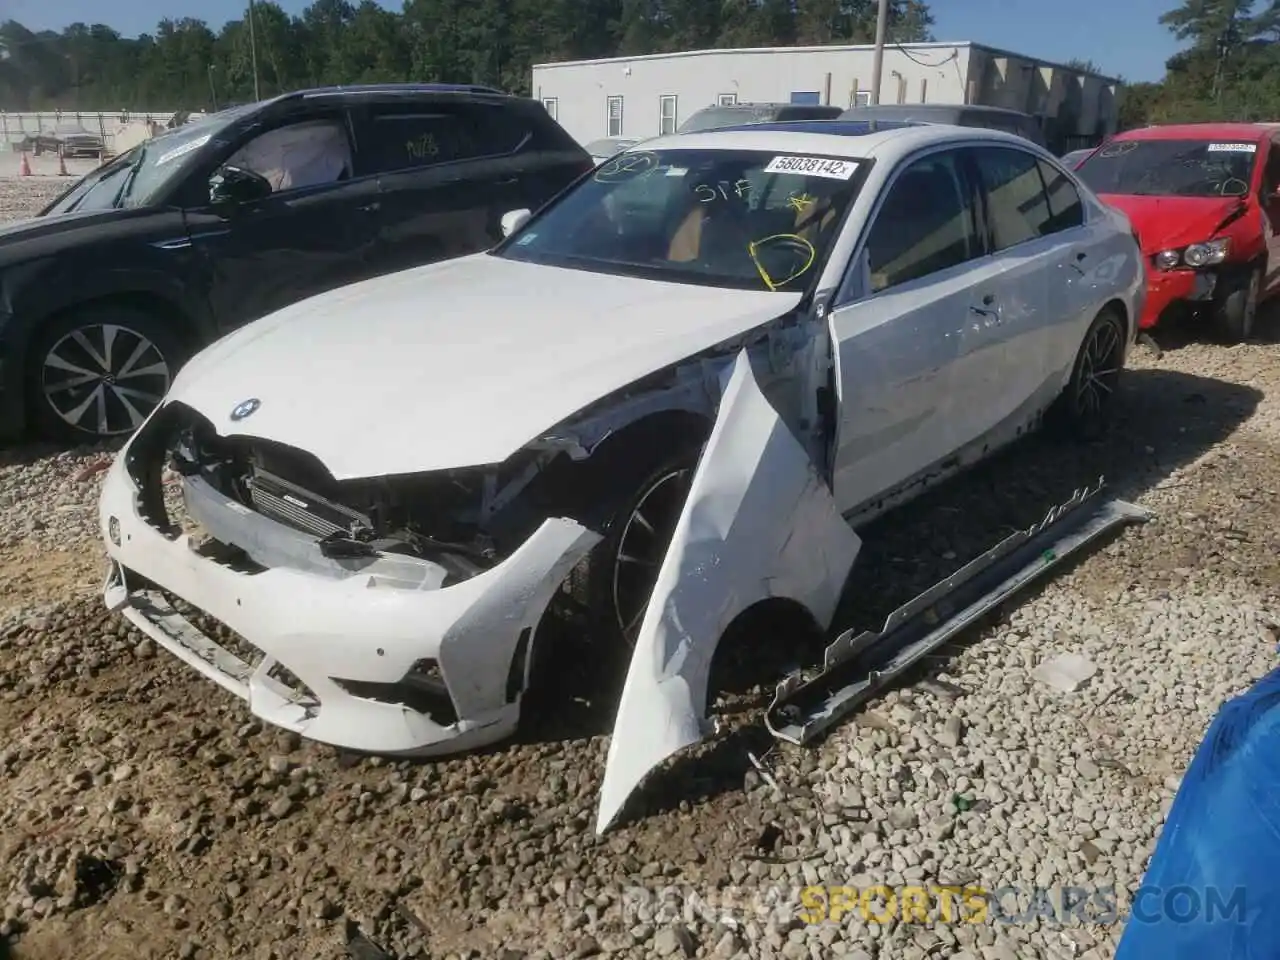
<box><xmin>714</xmin><ymin>119</ymin><xmax>923</xmax><ymax>135</ymax></box>
<box><xmin>296</xmin><ymin>82</ymin><xmax>509</xmax><ymax>99</ymax></box>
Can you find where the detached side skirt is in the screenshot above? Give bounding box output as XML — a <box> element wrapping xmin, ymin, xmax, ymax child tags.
<box><xmin>766</xmin><ymin>480</ymin><xmax>1152</xmax><ymax>746</ymax></box>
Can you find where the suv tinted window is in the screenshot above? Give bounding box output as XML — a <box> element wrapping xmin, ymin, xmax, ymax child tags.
<box><xmin>361</xmin><ymin>102</ymin><xmax>527</xmax><ymax>175</ymax></box>
<box><xmin>865</xmin><ymin>150</ymin><xmax>979</xmax><ymax>292</ymax></box>
<box><xmin>776</xmin><ymin>106</ymin><xmax>842</xmax><ymax>121</ymax></box>
<box><xmin>1037</xmin><ymin>159</ymin><xmax>1085</xmax><ymax>233</ymax></box>
<box><xmin>972</xmin><ymin>146</ymin><xmax>1052</xmax><ymax>250</ymax></box>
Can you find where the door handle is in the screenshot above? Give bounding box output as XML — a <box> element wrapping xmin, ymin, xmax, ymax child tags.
<box><xmin>358</xmin><ymin>200</ymin><xmax>381</xmax><ymax>213</ymax></box>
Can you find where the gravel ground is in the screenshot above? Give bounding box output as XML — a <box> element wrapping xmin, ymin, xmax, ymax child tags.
<box><xmin>1</xmin><ymin>177</ymin><xmax>1279</xmax><ymax>960</ymax></box>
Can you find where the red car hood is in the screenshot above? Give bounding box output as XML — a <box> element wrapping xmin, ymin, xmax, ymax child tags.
<box><xmin>1098</xmin><ymin>194</ymin><xmax>1250</xmax><ymax>254</ymax></box>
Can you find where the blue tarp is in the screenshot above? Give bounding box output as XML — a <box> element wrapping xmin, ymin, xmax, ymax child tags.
<box><xmin>1116</xmin><ymin>663</ymin><xmax>1280</xmax><ymax>959</ymax></box>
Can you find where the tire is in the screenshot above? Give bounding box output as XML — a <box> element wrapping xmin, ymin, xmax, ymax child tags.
<box><xmin>561</xmin><ymin>438</ymin><xmax>704</xmax><ymax>679</ymax></box>
<box><xmin>1212</xmin><ymin>264</ymin><xmax>1261</xmax><ymax>344</ymax></box>
<box><xmin>518</xmin><ymin>436</ymin><xmax>703</xmax><ymax>729</ymax></box>
<box><xmin>29</xmin><ymin>304</ymin><xmax>188</xmax><ymax>442</ymax></box>
<box><xmin>1046</xmin><ymin>307</ymin><xmax>1126</xmax><ymax>442</ymax></box>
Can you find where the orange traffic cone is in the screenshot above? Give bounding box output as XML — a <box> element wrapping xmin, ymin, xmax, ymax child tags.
<box><xmin>18</xmin><ymin>151</ymin><xmax>30</xmax><ymax>176</ymax></box>
<box><xmin>57</xmin><ymin>148</ymin><xmax>68</xmax><ymax>176</ymax></box>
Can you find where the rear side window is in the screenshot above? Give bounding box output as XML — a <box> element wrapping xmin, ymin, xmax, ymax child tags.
<box><xmin>972</xmin><ymin>146</ymin><xmax>1052</xmax><ymax>250</ymax></box>
<box><xmin>1037</xmin><ymin>159</ymin><xmax>1085</xmax><ymax>233</ymax></box>
<box><xmin>865</xmin><ymin>149</ymin><xmax>979</xmax><ymax>292</ymax></box>
<box><xmin>360</xmin><ymin>102</ymin><xmax>530</xmax><ymax>175</ymax></box>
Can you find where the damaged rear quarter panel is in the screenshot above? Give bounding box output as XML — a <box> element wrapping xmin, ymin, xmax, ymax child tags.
<box><xmin>595</xmin><ymin>349</ymin><xmax>861</xmax><ymax>833</ymax></box>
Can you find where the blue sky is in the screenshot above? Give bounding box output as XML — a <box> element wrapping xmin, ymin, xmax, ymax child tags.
<box><xmin>6</xmin><ymin>0</ymin><xmax>1183</xmax><ymax>83</ymax></box>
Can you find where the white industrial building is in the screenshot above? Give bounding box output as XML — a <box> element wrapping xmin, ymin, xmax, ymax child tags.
<box><xmin>532</xmin><ymin>41</ymin><xmax>1120</xmax><ymax>152</ymax></box>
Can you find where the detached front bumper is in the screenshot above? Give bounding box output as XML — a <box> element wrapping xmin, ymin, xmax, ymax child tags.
<box><xmin>98</xmin><ymin>437</ymin><xmax>599</xmax><ymax>756</ymax></box>
<box><xmin>1139</xmin><ymin>268</ymin><xmax>1217</xmax><ymax>330</ymax></box>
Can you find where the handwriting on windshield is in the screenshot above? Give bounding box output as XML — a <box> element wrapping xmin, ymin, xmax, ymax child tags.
<box><xmin>595</xmin><ymin>151</ymin><xmax>659</xmax><ymax>182</ymax></box>
<box><xmin>748</xmin><ymin>233</ymin><xmax>816</xmax><ymax>291</ymax></box>
<box><xmin>787</xmin><ymin>192</ymin><xmax>817</xmax><ymax>212</ymax></box>
<box><xmin>1097</xmin><ymin>141</ymin><xmax>1138</xmax><ymax>158</ymax></box>
<box><xmin>694</xmin><ymin>179</ymin><xmax>753</xmax><ymax>202</ymax></box>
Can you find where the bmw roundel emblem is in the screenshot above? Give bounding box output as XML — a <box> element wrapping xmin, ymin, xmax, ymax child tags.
<box><xmin>230</xmin><ymin>398</ymin><xmax>261</xmax><ymax>421</ymax></box>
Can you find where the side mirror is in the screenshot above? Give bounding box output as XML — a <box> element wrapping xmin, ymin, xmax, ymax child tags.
<box><xmin>500</xmin><ymin>208</ymin><xmax>532</xmax><ymax>238</ymax></box>
<box><xmin>209</xmin><ymin>164</ymin><xmax>272</xmax><ymax>207</ymax></box>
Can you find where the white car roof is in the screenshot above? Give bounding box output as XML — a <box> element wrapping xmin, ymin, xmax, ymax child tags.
<box><xmin>633</xmin><ymin>123</ymin><xmax>1048</xmax><ymax>165</ymax></box>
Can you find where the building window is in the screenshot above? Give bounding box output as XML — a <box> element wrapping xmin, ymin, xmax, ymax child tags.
<box><xmin>659</xmin><ymin>95</ymin><xmax>677</xmax><ymax>135</ymax></box>
<box><xmin>853</xmin><ymin>91</ymin><xmax>871</xmax><ymax>107</ymax></box>
<box><xmin>717</xmin><ymin>93</ymin><xmax>737</xmax><ymax>106</ymax></box>
<box><xmin>607</xmin><ymin>95</ymin><xmax>623</xmax><ymax>136</ymax></box>
<box><xmin>542</xmin><ymin>98</ymin><xmax>557</xmax><ymax>120</ymax></box>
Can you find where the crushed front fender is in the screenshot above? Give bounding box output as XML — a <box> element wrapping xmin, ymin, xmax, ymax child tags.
<box><xmin>595</xmin><ymin>349</ymin><xmax>861</xmax><ymax>833</ymax></box>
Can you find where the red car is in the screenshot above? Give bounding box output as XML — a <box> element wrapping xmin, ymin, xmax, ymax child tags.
<box><xmin>1075</xmin><ymin>122</ymin><xmax>1280</xmax><ymax>342</ymax></box>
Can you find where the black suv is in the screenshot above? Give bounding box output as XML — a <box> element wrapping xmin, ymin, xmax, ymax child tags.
<box><xmin>0</xmin><ymin>83</ymin><xmax>592</xmax><ymax>442</ymax></box>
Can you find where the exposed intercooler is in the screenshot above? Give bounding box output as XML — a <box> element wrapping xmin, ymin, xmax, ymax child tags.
<box><xmin>246</xmin><ymin>467</ymin><xmax>372</xmax><ymax>539</ymax></box>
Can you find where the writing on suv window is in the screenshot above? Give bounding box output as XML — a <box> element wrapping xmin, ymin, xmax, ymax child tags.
<box><xmin>497</xmin><ymin>148</ymin><xmax>864</xmax><ymax>293</ymax></box>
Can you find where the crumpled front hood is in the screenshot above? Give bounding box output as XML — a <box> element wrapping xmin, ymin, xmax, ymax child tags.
<box><xmin>166</xmin><ymin>254</ymin><xmax>800</xmax><ymax>480</ymax></box>
<box><xmin>1098</xmin><ymin>194</ymin><xmax>1249</xmax><ymax>254</ymax></box>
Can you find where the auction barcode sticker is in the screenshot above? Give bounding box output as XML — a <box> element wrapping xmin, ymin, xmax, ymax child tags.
<box><xmin>1207</xmin><ymin>142</ymin><xmax>1257</xmax><ymax>152</ymax></box>
<box><xmin>764</xmin><ymin>155</ymin><xmax>857</xmax><ymax>179</ymax></box>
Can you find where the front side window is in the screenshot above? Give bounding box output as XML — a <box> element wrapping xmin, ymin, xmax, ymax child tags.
<box><xmin>224</xmin><ymin>116</ymin><xmax>352</xmax><ymax>193</ymax></box>
<box><xmin>1037</xmin><ymin>159</ymin><xmax>1085</xmax><ymax>233</ymax></box>
<box><xmin>865</xmin><ymin>150</ymin><xmax>978</xmax><ymax>292</ymax></box>
<box><xmin>972</xmin><ymin>146</ymin><xmax>1052</xmax><ymax>251</ymax></box>
<box><xmin>497</xmin><ymin>147</ymin><xmax>865</xmax><ymax>292</ymax></box>
<box><xmin>1077</xmin><ymin>138</ymin><xmax>1259</xmax><ymax>198</ymax></box>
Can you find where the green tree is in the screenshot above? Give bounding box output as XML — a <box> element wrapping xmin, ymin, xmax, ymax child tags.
<box><xmin>0</xmin><ymin>0</ymin><xmax>941</xmax><ymax>109</ymax></box>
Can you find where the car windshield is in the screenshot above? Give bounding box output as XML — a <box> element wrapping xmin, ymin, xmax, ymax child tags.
<box><xmin>44</xmin><ymin>105</ymin><xmax>254</xmax><ymax>215</ymax></box>
<box><xmin>497</xmin><ymin>147</ymin><xmax>864</xmax><ymax>292</ymax></box>
<box><xmin>1076</xmin><ymin>138</ymin><xmax>1259</xmax><ymax>198</ymax></box>
<box><xmin>678</xmin><ymin>107</ymin><xmax>776</xmax><ymax>133</ymax></box>
<box><xmin>585</xmin><ymin>138</ymin><xmax>637</xmax><ymax>157</ymax></box>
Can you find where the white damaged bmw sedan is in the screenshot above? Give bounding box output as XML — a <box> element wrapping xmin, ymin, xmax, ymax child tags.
<box><xmin>99</xmin><ymin>120</ymin><xmax>1144</xmax><ymax>833</ymax></box>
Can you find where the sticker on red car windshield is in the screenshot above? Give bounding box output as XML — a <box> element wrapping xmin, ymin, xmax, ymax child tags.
<box><xmin>763</xmin><ymin>155</ymin><xmax>857</xmax><ymax>179</ymax></box>
<box><xmin>1207</xmin><ymin>142</ymin><xmax>1257</xmax><ymax>152</ymax></box>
